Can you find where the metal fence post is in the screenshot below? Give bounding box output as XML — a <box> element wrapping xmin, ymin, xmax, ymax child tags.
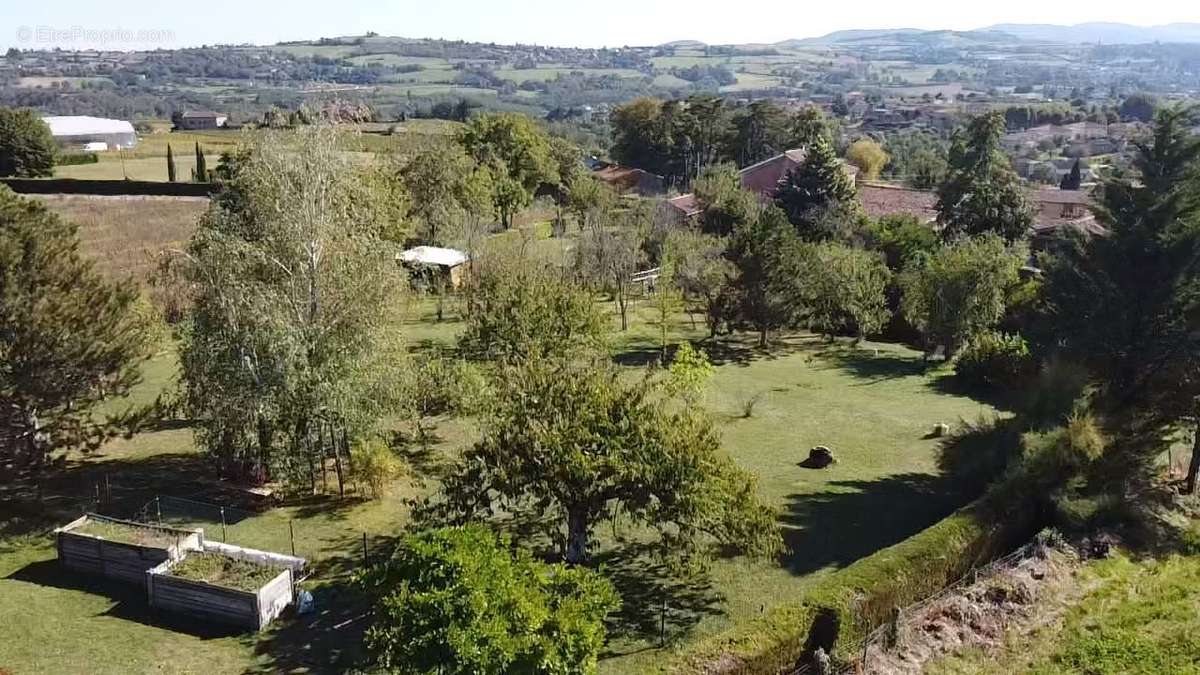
<box><xmin>362</xmin><ymin>532</ymin><xmax>369</xmax><ymax>567</ymax></box>
<box><xmin>155</xmin><ymin>495</ymin><xmax>162</xmax><ymax>523</ymax></box>
<box><xmin>220</xmin><ymin>507</ymin><xmax>227</xmax><ymax>542</ymax></box>
<box><xmin>659</xmin><ymin>600</ymin><xmax>667</xmax><ymax>647</ymax></box>
<box><xmin>289</xmin><ymin>520</ymin><xmax>296</xmax><ymax>557</ymax></box>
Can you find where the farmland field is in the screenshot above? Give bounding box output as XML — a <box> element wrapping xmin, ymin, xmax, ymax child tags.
<box><xmin>52</xmin><ymin>122</ymin><xmax>458</xmax><ymax>181</ymax></box>
<box><xmin>36</xmin><ymin>195</ymin><xmax>207</xmax><ymax>282</ymax></box>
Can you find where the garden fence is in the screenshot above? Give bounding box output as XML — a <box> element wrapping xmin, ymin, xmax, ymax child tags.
<box><xmin>131</xmin><ymin>494</ymin><xmax>382</xmax><ymax>578</ymax></box>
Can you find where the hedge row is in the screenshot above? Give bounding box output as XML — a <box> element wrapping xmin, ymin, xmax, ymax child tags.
<box><xmin>0</xmin><ymin>178</ymin><xmax>218</xmax><ymax>197</ymax></box>
<box><xmin>56</xmin><ymin>152</ymin><xmax>100</xmax><ymax>166</ymax></box>
<box><xmin>666</xmin><ymin>497</ymin><xmax>1040</xmax><ymax>674</ymax></box>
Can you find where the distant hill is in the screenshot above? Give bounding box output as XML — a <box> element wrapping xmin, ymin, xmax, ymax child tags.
<box><xmin>659</xmin><ymin>39</ymin><xmax>708</xmax><ymax>49</ymax></box>
<box><xmin>779</xmin><ymin>28</ymin><xmax>1019</xmax><ymax>48</ymax></box>
<box><xmin>983</xmin><ymin>22</ymin><xmax>1200</xmax><ymax>44</ymax></box>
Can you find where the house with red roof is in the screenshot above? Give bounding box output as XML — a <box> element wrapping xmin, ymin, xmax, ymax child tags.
<box><xmin>663</xmin><ymin>148</ymin><xmax>815</xmax><ymax>221</ymax></box>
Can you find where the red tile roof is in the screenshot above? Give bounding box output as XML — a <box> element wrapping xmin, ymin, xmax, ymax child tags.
<box><xmin>738</xmin><ymin>149</ymin><xmax>807</xmax><ymax>197</ymax></box>
<box><xmin>593</xmin><ymin>165</ymin><xmax>665</xmax><ymax>195</ymax></box>
<box><xmin>857</xmin><ymin>183</ymin><xmax>938</xmax><ymax>222</ymax></box>
<box><xmin>857</xmin><ymin>182</ymin><xmax>1106</xmax><ymax>237</ymax></box>
<box><xmin>665</xmin><ymin>193</ymin><xmax>702</xmax><ymax>217</ymax></box>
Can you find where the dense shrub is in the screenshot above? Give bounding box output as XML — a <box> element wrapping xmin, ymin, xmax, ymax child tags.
<box><xmin>954</xmin><ymin>332</ymin><xmax>1035</xmax><ymax>389</ymax></box>
<box><xmin>936</xmin><ymin>414</ymin><xmax>1024</xmax><ymax>497</ymax></box>
<box><xmin>56</xmin><ymin>152</ymin><xmax>99</xmax><ymax>166</ymax></box>
<box><xmin>351</xmin><ymin>439</ymin><xmax>403</xmax><ymax>499</ymax></box>
<box><xmin>1019</xmin><ymin>358</ymin><xmax>1091</xmax><ymax>429</ymax></box>
<box><xmin>359</xmin><ymin>525</ymin><xmax>618</xmax><ymax>675</ymax></box>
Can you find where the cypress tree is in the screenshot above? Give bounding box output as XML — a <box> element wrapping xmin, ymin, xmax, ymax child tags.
<box><xmin>166</xmin><ymin>144</ymin><xmax>177</xmax><ymax>183</ymax></box>
<box><xmin>1059</xmin><ymin>159</ymin><xmax>1083</xmax><ymax>190</ymax></box>
<box><xmin>194</xmin><ymin>142</ymin><xmax>207</xmax><ymax>182</ymax></box>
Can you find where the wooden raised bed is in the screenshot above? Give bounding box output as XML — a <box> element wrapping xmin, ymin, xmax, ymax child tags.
<box><xmin>146</xmin><ymin>544</ymin><xmax>303</xmax><ymax>631</ymax></box>
<box><xmin>54</xmin><ymin>514</ymin><xmax>203</xmax><ymax>587</ymax></box>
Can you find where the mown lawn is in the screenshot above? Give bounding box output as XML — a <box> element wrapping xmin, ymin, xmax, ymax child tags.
<box><xmin>928</xmin><ymin>553</ymin><xmax>1200</xmax><ymax>675</ymax></box>
<box><xmin>0</xmin><ymin>299</ymin><xmax>996</xmax><ymax>674</ymax></box>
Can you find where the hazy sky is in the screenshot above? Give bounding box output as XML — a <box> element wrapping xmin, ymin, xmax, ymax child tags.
<box><xmin>3</xmin><ymin>0</ymin><xmax>1197</xmax><ymax>50</ymax></box>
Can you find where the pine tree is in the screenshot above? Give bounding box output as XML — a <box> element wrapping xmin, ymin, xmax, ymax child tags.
<box><xmin>166</xmin><ymin>144</ymin><xmax>177</xmax><ymax>183</ymax></box>
<box><xmin>1037</xmin><ymin>108</ymin><xmax>1200</xmax><ymax>486</ymax></box>
<box><xmin>774</xmin><ymin>134</ymin><xmax>860</xmax><ymax>241</ymax></box>
<box><xmin>936</xmin><ymin>112</ymin><xmax>1035</xmax><ymax>242</ymax></box>
<box><xmin>0</xmin><ymin>186</ymin><xmax>153</xmax><ymax>473</ymax></box>
<box><xmin>194</xmin><ymin>142</ymin><xmax>207</xmax><ymax>182</ymax></box>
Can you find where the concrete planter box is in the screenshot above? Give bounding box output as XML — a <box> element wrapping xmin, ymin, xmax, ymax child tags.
<box><xmin>146</xmin><ymin>543</ymin><xmax>305</xmax><ymax>631</ymax></box>
<box><xmin>54</xmin><ymin>514</ymin><xmax>203</xmax><ymax>587</ymax></box>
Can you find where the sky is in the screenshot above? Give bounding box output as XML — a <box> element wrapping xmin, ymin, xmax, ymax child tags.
<box><xmin>3</xmin><ymin>0</ymin><xmax>1198</xmax><ymax>51</ymax></box>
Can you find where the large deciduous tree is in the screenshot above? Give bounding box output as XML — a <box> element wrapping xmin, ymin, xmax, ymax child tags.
<box><xmin>398</xmin><ymin>146</ymin><xmax>476</xmax><ymax>246</ymax></box>
<box><xmin>575</xmin><ymin>206</ymin><xmax>644</xmax><ymax>332</ymax></box>
<box><xmin>803</xmin><ymin>242</ymin><xmax>892</xmax><ymax>341</ymax></box>
<box><xmin>899</xmin><ymin>233</ymin><xmax>1024</xmax><ymax>359</ymax></box>
<box><xmin>669</xmin><ymin>229</ymin><xmax>736</xmax><ymax>338</ymax></box>
<box><xmin>456</xmin><ymin>112</ymin><xmax>557</xmax><ymax>229</ymax></box>
<box><xmin>0</xmin><ymin>186</ymin><xmax>152</xmax><ymax>474</ymax></box>
<box><xmin>0</xmin><ymin>107</ymin><xmax>55</xmax><ymax>178</ymax></box>
<box><xmin>179</xmin><ymin>128</ymin><xmax>406</xmax><ymax>485</ymax></box>
<box><xmin>438</xmin><ymin>357</ymin><xmax>781</xmax><ymax>564</ymax></box>
<box><xmin>458</xmin><ymin>256</ymin><xmax>606</xmax><ymax>362</ymax></box>
<box><xmin>730</xmin><ymin>207</ymin><xmax>807</xmax><ymax>347</ymax></box>
<box><xmin>610</xmin><ymin>97</ymin><xmax>673</xmax><ymax>177</ymax></box>
<box><xmin>693</xmin><ymin>163</ymin><xmax>757</xmax><ymax>237</ymax></box>
<box><xmin>361</xmin><ymin>525</ymin><xmax>619</xmax><ymax>675</ymax></box>
<box><xmin>935</xmin><ymin>112</ymin><xmax>1035</xmax><ymax>243</ymax></box>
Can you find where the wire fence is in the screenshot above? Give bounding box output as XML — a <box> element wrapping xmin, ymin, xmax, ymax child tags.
<box><xmin>785</xmin><ymin>543</ymin><xmax>1037</xmax><ymax>675</ymax></box>
<box><xmin>127</xmin><ymin>494</ymin><xmax>383</xmax><ymax>577</ymax></box>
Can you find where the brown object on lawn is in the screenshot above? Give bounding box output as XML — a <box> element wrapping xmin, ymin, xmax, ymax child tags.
<box><xmin>931</xmin><ymin>422</ymin><xmax>951</xmax><ymax>438</ymax></box>
<box><xmin>801</xmin><ymin>446</ymin><xmax>836</xmax><ymax>469</ymax></box>
<box><xmin>55</xmin><ymin>513</ymin><xmax>202</xmax><ymax>587</ymax></box>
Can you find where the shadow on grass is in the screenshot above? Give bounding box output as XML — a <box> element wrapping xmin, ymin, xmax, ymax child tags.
<box><xmin>594</xmin><ymin>542</ymin><xmax>725</xmax><ymax>651</ymax></box>
<box><xmin>927</xmin><ymin>373</ymin><xmax>1020</xmax><ymax>412</ymax></box>
<box><xmin>5</xmin><ymin>558</ymin><xmax>244</xmax><ymax>640</ymax></box>
<box><xmin>388</xmin><ymin>430</ymin><xmax>452</xmax><ymax>480</ymax></box>
<box><xmin>248</xmin><ymin>530</ymin><xmax>405</xmax><ymax>674</ymax></box>
<box><xmin>246</xmin><ymin>576</ymin><xmax>373</xmax><ymax>675</ymax></box>
<box><xmin>779</xmin><ymin>472</ymin><xmax>967</xmax><ymax>576</ymax></box>
<box><xmin>611</xmin><ymin>333</ymin><xmax>814</xmax><ymax>369</ymax></box>
<box><xmin>814</xmin><ymin>345</ymin><xmax>930</xmax><ymax>384</ymax></box>
<box><xmin>1</xmin><ymin>450</ymin><xmax>215</xmax><ymax>537</ymax></box>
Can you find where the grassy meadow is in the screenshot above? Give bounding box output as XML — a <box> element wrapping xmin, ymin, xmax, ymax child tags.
<box><xmin>0</xmin><ymin>272</ymin><xmax>999</xmax><ymax>674</ymax></box>
<box><xmin>36</xmin><ymin>195</ymin><xmax>208</xmax><ymax>283</ymax></box>
<box><xmin>0</xmin><ymin>184</ymin><xmax>1005</xmax><ymax>673</ymax></box>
